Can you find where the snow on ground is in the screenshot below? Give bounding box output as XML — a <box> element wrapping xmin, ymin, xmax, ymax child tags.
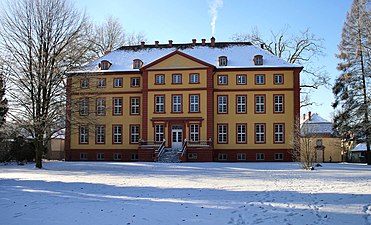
<box><xmin>1</xmin><ymin>162</ymin><xmax>371</xmax><ymax>225</ymax></box>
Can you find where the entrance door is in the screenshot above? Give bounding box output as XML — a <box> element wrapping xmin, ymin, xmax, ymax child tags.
<box><xmin>172</xmin><ymin>125</ymin><xmax>183</xmax><ymax>150</ymax></box>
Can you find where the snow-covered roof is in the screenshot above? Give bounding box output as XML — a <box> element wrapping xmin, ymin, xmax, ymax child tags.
<box><xmin>351</xmin><ymin>143</ymin><xmax>367</xmax><ymax>152</ymax></box>
<box><xmin>72</xmin><ymin>42</ymin><xmax>301</xmax><ymax>73</ymax></box>
<box><xmin>301</xmin><ymin>113</ymin><xmax>334</xmax><ymax>134</ymax></box>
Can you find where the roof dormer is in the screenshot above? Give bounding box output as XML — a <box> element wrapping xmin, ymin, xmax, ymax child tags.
<box><xmin>133</xmin><ymin>59</ymin><xmax>143</xmax><ymax>69</ymax></box>
<box><xmin>99</xmin><ymin>60</ymin><xmax>111</xmax><ymax>70</ymax></box>
<box><xmin>253</xmin><ymin>55</ymin><xmax>263</xmax><ymax>66</ymax></box>
<box><xmin>218</xmin><ymin>56</ymin><xmax>228</xmax><ymax>66</ymax></box>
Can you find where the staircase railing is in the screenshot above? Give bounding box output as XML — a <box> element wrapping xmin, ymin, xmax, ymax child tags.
<box><xmin>180</xmin><ymin>139</ymin><xmax>188</xmax><ymax>157</ymax></box>
<box><xmin>157</xmin><ymin>139</ymin><xmax>166</xmax><ymax>158</ymax></box>
<box><xmin>187</xmin><ymin>138</ymin><xmax>212</xmax><ymax>147</ymax></box>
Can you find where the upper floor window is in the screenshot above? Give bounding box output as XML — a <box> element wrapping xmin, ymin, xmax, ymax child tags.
<box><xmin>236</xmin><ymin>95</ymin><xmax>246</xmax><ymax>113</ymax></box>
<box><xmin>155</xmin><ymin>95</ymin><xmax>165</xmax><ymax>113</ymax></box>
<box><xmin>236</xmin><ymin>124</ymin><xmax>247</xmax><ymax>144</ymax></box>
<box><xmin>155</xmin><ymin>74</ymin><xmax>165</xmax><ymax>85</ymax></box>
<box><xmin>155</xmin><ymin>124</ymin><xmax>164</xmax><ymax>142</ymax></box>
<box><xmin>97</xmin><ymin>78</ymin><xmax>106</xmax><ymax>88</ymax></box>
<box><xmin>255</xmin><ymin>124</ymin><xmax>265</xmax><ymax>144</ymax></box>
<box><xmin>189</xmin><ymin>95</ymin><xmax>200</xmax><ymax>113</ymax></box>
<box><xmin>113</xmin><ymin>97</ymin><xmax>123</xmax><ymax>115</ymax></box>
<box><xmin>112</xmin><ymin>125</ymin><xmax>122</xmax><ymax>144</ymax></box>
<box><xmin>253</xmin><ymin>55</ymin><xmax>263</xmax><ymax>66</ymax></box>
<box><xmin>79</xmin><ymin>126</ymin><xmax>89</xmax><ymax>144</ymax></box>
<box><xmin>96</xmin><ymin>98</ymin><xmax>106</xmax><ymax>116</ymax></box>
<box><xmin>96</xmin><ymin>125</ymin><xmax>105</xmax><ymax>144</ymax></box>
<box><xmin>131</xmin><ymin>77</ymin><xmax>140</xmax><ymax>87</ymax></box>
<box><xmin>218</xmin><ymin>75</ymin><xmax>228</xmax><ymax>85</ymax></box>
<box><xmin>218</xmin><ymin>56</ymin><xmax>228</xmax><ymax>66</ymax></box>
<box><xmin>130</xmin><ymin>125</ymin><xmax>140</xmax><ymax>144</ymax></box>
<box><xmin>218</xmin><ymin>96</ymin><xmax>228</xmax><ymax>113</ymax></box>
<box><xmin>79</xmin><ymin>98</ymin><xmax>89</xmax><ymax>116</ymax></box>
<box><xmin>80</xmin><ymin>79</ymin><xmax>89</xmax><ymax>88</ymax></box>
<box><xmin>274</xmin><ymin>95</ymin><xmax>284</xmax><ymax>113</ymax></box>
<box><xmin>172</xmin><ymin>95</ymin><xmax>182</xmax><ymax>113</ymax></box>
<box><xmin>274</xmin><ymin>74</ymin><xmax>284</xmax><ymax>84</ymax></box>
<box><xmin>236</xmin><ymin>75</ymin><xmax>247</xmax><ymax>85</ymax></box>
<box><xmin>274</xmin><ymin>124</ymin><xmax>285</xmax><ymax>143</ymax></box>
<box><xmin>100</xmin><ymin>60</ymin><xmax>111</xmax><ymax>70</ymax></box>
<box><xmin>172</xmin><ymin>74</ymin><xmax>182</xmax><ymax>84</ymax></box>
<box><xmin>218</xmin><ymin>124</ymin><xmax>228</xmax><ymax>144</ymax></box>
<box><xmin>133</xmin><ymin>59</ymin><xmax>143</xmax><ymax>69</ymax></box>
<box><xmin>130</xmin><ymin>97</ymin><xmax>140</xmax><ymax>115</ymax></box>
<box><xmin>113</xmin><ymin>78</ymin><xmax>123</xmax><ymax>88</ymax></box>
<box><xmin>255</xmin><ymin>95</ymin><xmax>265</xmax><ymax>113</ymax></box>
<box><xmin>255</xmin><ymin>74</ymin><xmax>265</xmax><ymax>85</ymax></box>
<box><xmin>189</xmin><ymin>73</ymin><xmax>199</xmax><ymax>84</ymax></box>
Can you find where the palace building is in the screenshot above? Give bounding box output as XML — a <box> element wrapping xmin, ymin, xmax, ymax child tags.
<box><xmin>65</xmin><ymin>37</ymin><xmax>302</xmax><ymax>162</ymax></box>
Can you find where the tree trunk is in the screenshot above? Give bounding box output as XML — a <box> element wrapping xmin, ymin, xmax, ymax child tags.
<box><xmin>34</xmin><ymin>136</ymin><xmax>43</xmax><ymax>168</ymax></box>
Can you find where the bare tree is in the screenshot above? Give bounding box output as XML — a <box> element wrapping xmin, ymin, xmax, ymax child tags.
<box><xmin>232</xmin><ymin>27</ymin><xmax>330</xmax><ymax>107</ymax></box>
<box><xmin>0</xmin><ymin>0</ymin><xmax>91</xmax><ymax>168</ymax></box>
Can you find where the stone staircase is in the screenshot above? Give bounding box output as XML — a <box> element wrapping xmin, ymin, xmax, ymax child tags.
<box><xmin>158</xmin><ymin>148</ymin><xmax>180</xmax><ymax>163</ymax></box>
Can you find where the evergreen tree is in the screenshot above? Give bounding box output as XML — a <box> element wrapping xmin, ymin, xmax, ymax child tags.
<box><xmin>332</xmin><ymin>0</ymin><xmax>371</xmax><ymax>164</ymax></box>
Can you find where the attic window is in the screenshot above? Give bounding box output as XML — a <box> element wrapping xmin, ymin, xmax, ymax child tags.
<box><xmin>219</xmin><ymin>56</ymin><xmax>228</xmax><ymax>66</ymax></box>
<box><xmin>254</xmin><ymin>55</ymin><xmax>263</xmax><ymax>66</ymax></box>
<box><xmin>133</xmin><ymin>59</ymin><xmax>143</xmax><ymax>69</ymax></box>
<box><xmin>99</xmin><ymin>60</ymin><xmax>111</xmax><ymax>70</ymax></box>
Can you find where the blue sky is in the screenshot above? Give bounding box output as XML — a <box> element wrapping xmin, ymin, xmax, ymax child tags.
<box><xmin>73</xmin><ymin>0</ymin><xmax>352</xmax><ymax>120</ymax></box>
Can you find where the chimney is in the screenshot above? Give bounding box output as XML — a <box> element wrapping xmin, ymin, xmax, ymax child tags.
<box><xmin>141</xmin><ymin>41</ymin><xmax>145</xmax><ymax>48</ymax></box>
<box><xmin>210</xmin><ymin>37</ymin><xmax>215</xmax><ymax>46</ymax></box>
<box><xmin>192</xmin><ymin>39</ymin><xmax>196</xmax><ymax>46</ymax></box>
<box><xmin>308</xmin><ymin>111</ymin><xmax>312</xmax><ymax>121</ymax></box>
<box><xmin>155</xmin><ymin>41</ymin><xmax>159</xmax><ymax>47</ymax></box>
<box><xmin>201</xmin><ymin>39</ymin><xmax>206</xmax><ymax>45</ymax></box>
<box><xmin>104</xmin><ymin>51</ymin><xmax>111</xmax><ymax>55</ymax></box>
<box><xmin>168</xmin><ymin>40</ymin><xmax>173</xmax><ymax>47</ymax></box>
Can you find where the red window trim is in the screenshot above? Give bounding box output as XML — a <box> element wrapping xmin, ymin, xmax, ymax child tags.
<box><xmin>154</xmin><ymin>94</ymin><xmax>166</xmax><ymax>114</ymax></box>
<box><xmin>236</xmin><ymin>123</ymin><xmax>247</xmax><ymax>144</ymax></box>
<box><xmin>95</xmin><ymin>125</ymin><xmax>106</xmax><ymax>144</ymax></box>
<box><xmin>189</xmin><ymin>73</ymin><xmax>200</xmax><ymax>84</ymax></box>
<box><xmin>188</xmin><ymin>94</ymin><xmax>201</xmax><ymax>113</ymax></box>
<box><xmin>80</xmin><ymin>78</ymin><xmax>89</xmax><ymax>89</ymax></box>
<box><xmin>236</xmin><ymin>74</ymin><xmax>247</xmax><ymax>85</ymax></box>
<box><xmin>236</xmin><ymin>95</ymin><xmax>247</xmax><ymax>114</ymax></box>
<box><xmin>254</xmin><ymin>123</ymin><xmax>266</xmax><ymax>144</ymax></box>
<box><xmin>112</xmin><ymin>124</ymin><xmax>123</xmax><ymax>144</ymax></box>
<box><xmin>217</xmin><ymin>123</ymin><xmax>228</xmax><ymax>144</ymax></box>
<box><xmin>217</xmin><ymin>95</ymin><xmax>228</xmax><ymax>114</ymax></box>
<box><xmin>171</xmin><ymin>94</ymin><xmax>183</xmax><ymax>113</ymax></box>
<box><xmin>155</xmin><ymin>74</ymin><xmax>165</xmax><ymax>85</ymax></box>
<box><xmin>78</xmin><ymin>126</ymin><xmax>89</xmax><ymax>144</ymax></box>
<box><xmin>273</xmin><ymin>74</ymin><xmax>284</xmax><ymax>85</ymax></box>
<box><xmin>97</xmin><ymin>78</ymin><xmax>107</xmax><ymax>88</ymax></box>
<box><xmin>130</xmin><ymin>77</ymin><xmax>141</xmax><ymax>88</ymax></box>
<box><xmin>171</xmin><ymin>74</ymin><xmax>182</xmax><ymax>84</ymax></box>
<box><xmin>113</xmin><ymin>77</ymin><xmax>123</xmax><ymax>88</ymax></box>
<box><xmin>273</xmin><ymin>123</ymin><xmax>285</xmax><ymax>144</ymax></box>
<box><xmin>189</xmin><ymin>123</ymin><xmax>201</xmax><ymax>143</ymax></box>
<box><xmin>273</xmin><ymin>94</ymin><xmax>285</xmax><ymax>114</ymax></box>
<box><xmin>112</xmin><ymin>97</ymin><xmax>123</xmax><ymax>116</ymax></box>
<box><xmin>129</xmin><ymin>124</ymin><xmax>140</xmax><ymax>144</ymax></box>
<box><xmin>130</xmin><ymin>96</ymin><xmax>141</xmax><ymax>115</ymax></box>
<box><xmin>96</xmin><ymin>97</ymin><xmax>106</xmax><ymax>116</ymax></box>
<box><xmin>254</xmin><ymin>94</ymin><xmax>266</xmax><ymax>114</ymax></box>
<box><xmin>217</xmin><ymin>75</ymin><xmax>228</xmax><ymax>85</ymax></box>
<box><xmin>254</xmin><ymin>74</ymin><xmax>265</xmax><ymax>85</ymax></box>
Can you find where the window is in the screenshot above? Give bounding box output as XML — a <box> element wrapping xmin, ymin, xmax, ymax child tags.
<box><xmin>219</xmin><ymin>56</ymin><xmax>228</xmax><ymax>66</ymax></box>
<box><xmin>155</xmin><ymin>95</ymin><xmax>165</xmax><ymax>113</ymax></box>
<box><xmin>96</xmin><ymin>125</ymin><xmax>105</xmax><ymax>144</ymax></box>
<box><xmin>256</xmin><ymin>153</ymin><xmax>265</xmax><ymax>160</ymax></box>
<box><xmin>96</xmin><ymin>98</ymin><xmax>106</xmax><ymax>116</ymax></box>
<box><xmin>236</xmin><ymin>95</ymin><xmax>246</xmax><ymax>113</ymax></box>
<box><xmin>218</xmin><ymin>75</ymin><xmax>228</xmax><ymax>85</ymax></box>
<box><xmin>218</xmin><ymin>153</ymin><xmax>227</xmax><ymax>160</ymax></box>
<box><xmin>255</xmin><ymin>124</ymin><xmax>265</xmax><ymax>144</ymax></box>
<box><xmin>155</xmin><ymin>74</ymin><xmax>165</xmax><ymax>84</ymax></box>
<box><xmin>237</xmin><ymin>153</ymin><xmax>246</xmax><ymax>161</ymax></box>
<box><xmin>254</xmin><ymin>55</ymin><xmax>263</xmax><ymax>65</ymax></box>
<box><xmin>255</xmin><ymin>95</ymin><xmax>265</xmax><ymax>113</ymax></box>
<box><xmin>190</xmin><ymin>124</ymin><xmax>199</xmax><ymax>142</ymax></box>
<box><xmin>113</xmin><ymin>78</ymin><xmax>123</xmax><ymax>88</ymax></box>
<box><xmin>274</xmin><ymin>95</ymin><xmax>284</xmax><ymax>113</ymax></box>
<box><xmin>274</xmin><ymin>124</ymin><xmax>285</xmax><ymax>143</ymax></box>
<box><xmin>172</xmin><ymin>74</ymin><xmax>182</xmax><ymax>84</ymax></box>
<box><xmin>97</xmin><ymin>153</ymin><xmax>105</xmax><ymax>160</ymax></box>
<box><xmin>236</xmin><ymin>124</ymin><xmax>247</xmax><ymax>144</ymax></box>
<box><xmin>189</xmin><ymin>73</ymin><xmax>199</xmax><ymax>84</ymax></box>
<box><xmin>218</xmin><ymin>96</ymin><xmax>228</xmax><ymax>113</ymax></box>
<box><xmin>155</xmin><ymin>125</ymin><xmax>164</xmax><ymax>142</ymax></box>
<box><xmin>218</xmin><ymin>124</ymin><xmax>228</xmax><ymax>143</ymax></box>
<box><xmin>130</xmin><ymin>97</ymin><xmax>140</xmax><ymax>115</ymax></box>
<box><xmin>97</xmin><ymin>78</ymin><xmax>106</xmax><ymax>88</ymax></box>
<box><xmin>80</xmin><ymin>79</ymin><xmax>89</xmax><ymax>88</ymax></box>
<box><xmin>113</xmin><ymin>125</ymin><xmax>122</xmax><ymax>144</ymax></box>
<box><xmin>274</xmin><ymin>74</ymin><xmax>284</xmax><ymax>84</ymax></box>
<box><xmin>130</xmin><ymin>125</ymin><xmax>140</xmax><ymax>144</ymax></box>
<box><xmin>188</xmin><ymin>153</ymin><xmax>198</xmax><ymax>159</ymax></box>
<box><xmin>79</xmin><ymin>126</ymin><xmax>88</xmax><ymax>144</ymax></box>
<box><xmin>100</xmin><ymin>60</ymin><xmax>111</xmax><ymax>70</ymax></box>
<box><xmin>316</xmin><ymin>139</ymin><xmax>323</xmax><ymax>147</ymax></box>
<box><xmin>79</xmin><ymin>98</ymin><xmax>89</xmax><ymax>116</ymax></box>
<box><xmin>114</xmin><ymin>153</ymin><xmax>122</xmax><ymax>160</ymax></box>
<box><xmin>275</xmin><ymin>153</ymin><xmax>284</xmax><ymax>160</ymax></box>
<box><xmin>133</xmin><ymin>59</ymin><xmax>142</xmax><ymax>69</ymax></box>
<box><xmin>80</xmin><ymin>153</ymin><xmax>88</xmax><ymax>160</ymax></box>
<box><xmin>236</xmin><ymin>75</ymin><xmax>247</xmax><ymax>85</ymax></box>
<box><xmin>172</xmin><ymin>95</ymin><xmax>182</xmax><ymax>113</ymax></box>
<box><xmin>113</xmin><ymin>98</ymin><xmax>123</xmax><ymax>115</ymax></box>
<box><xmin>189</xmin><ymin>95</ymin><xmax>199</xmax><ymax>112</ymax></box>
<box><xmin>131</xmin><ymin>77</ymin><xmax>140</xmax><ymax>87</ymax></box>
<box><xmin>131</xmin><ymin>153</ymin><xmax>139</xmax><ymax>160</ymax></box>
<box><xmin>255</xmin><ymin>74</ymin><xmax>265</xmax><ymax>85</ymax></box>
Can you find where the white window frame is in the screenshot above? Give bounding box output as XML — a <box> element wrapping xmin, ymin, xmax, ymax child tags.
<box><xmin>114</xmin><ymin>78</ymin><xmax>123</xmax><ymax>88</ymax></box>
<box><xmin>237</xmin><ymin>124</ymin><xmax>246</xmax><ymax>143</ymax></box>
<box><xmin>172</xmin><ymin>95</ymin><xmax>182</xmax><ymax>112</ymax></box>
<box><xmin>113</xmin><ymin>98</ymin><xmax>122</xmax><ymax>115</ymax></box>
<box><xmin>130</xmin><ymin>125</ymin><xmax>140</xmax><ymax>144</ymax></box>
<box><xmin>190</xmin><ymin>73</ymin><xmax>199</xmax><ymax>83</ymax></box>
<box><xmin>274</xmin><ymin>124</ymin><xmax>284</xmax><ymax>143</ymax></box>
<box><xmin>113</xmin><ymin>125</ymin><xmax>122</xmax><ymax>144</ymax></box>
<box><xmin>218</xmin><ymin>75</ymin><xmax>228</xmax><ymax>84</ymax></box>
<box><xmin>80</xmin><ymin>79</ymin><xmax>89</xmax><ymax>88</ymax></box>
<box><xmin>155</xmin><ymin>125</ymin><xmax>164</xmax><ymax>142</ymax></box>
<box><xmin>218</xmin><ymin>96</ymin><xmax>227</xmax><ymax>113</ymax></box>
<box><xmin>114</xmin><ymin>153</ymin><xmax>122</xmax><ymax>160</ymax></box>
<box><xmin>237</xmin><ymin>153</ymin><xmax>246</xmax><ymax>161</ymax></box>
<box><xmin>218</xmin><ymin>153</ymin><xmax>227</xmax><ymax>161</ymax></box>
<box><xmin>80</xmin><ymin>153</ymin><xmax>88</xmax><ymax>160</ymax></box>
<box><xmin>274</xmin><ymin>95</ymin><xmax>284</xmax><ymax>113</ymax></box>
<box><xmin>237</xmin><ymin>75</ymin><xmax>247</xmax><ymax>84</ymax></box>
<box><xmin>255</xmin><ymin>74</ymin><xmax>265</xmax><ymax>84</ymax></box>
<box><xmin>96</xmin><ymin>98</ymin><xmax>106</xmax><ymax>115</ymax></box>
<box><xmin>79</xmin><ymin>126</ymin><xmax>88</xmax><ymax>144</ymax></box>
<box><xmin>172</xmin><ymin>74</ymin><xmax>182</xmax><ymax>84</ymax></box>
<box><xmin>131</xmin><ymin>98</ymin><xmax>140</xmax><ymax>115</ymax></box>
<box><xmin>96</xmin><ymin>125</ymin><xmax>105</xmax><ymax>144</ymax></box>
<box><xmin>255</xmin><ymin>124</ymin><xmax>265</xmax><ymax>143</ymax></box>
<box><xmin>155</xmin><ymin>96</ymin><xmax>165</xmax><ymax>113</ymax></box>
<box><xmin>190</xmin><ymin>124</ymin><xmax>199</xmax><ymax>142</ymax></box>
<box><xmin>155</xmin><ymin>74</ymin><xmax>165</xmax><ymax>84</ymax></box>
<box><xmin>131</xmin><ymin>77</ymin><xmax>140</xmax><ymax>87</ymax></box>
<box><xmin>190</xmin><ymin>95</ymin><xmax>199</xmax><ymax>112</ymax></box>
<box><xmin>218</xmin><ymin>124</ymin><xmax>228</xmax><ymax>143</ymax></box>
<box><xmin>80</xmin><ymin>98</ymin><xmax>89</xmax><ymax>116</ymax></box>
<box><xmin>255</xmin><ymin>95</ymin><xmax>265</xmax><ymax>113</ymax></box>
<box><xmin>274</xmin><ymin>74</ymin><xmax>284</xmax><ymax>84</ymax></box>
<box><xmin>237</xmin><ymin>96</ymin><xmax>246</xmax><ymax>113</ymax></box>
<box><xmin>97</xmin><ymin>78</ymin><xmax>106</xmax><ymax>88</ymax></box>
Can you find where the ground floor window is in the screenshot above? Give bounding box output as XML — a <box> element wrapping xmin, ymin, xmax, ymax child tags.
<box><xmin>80</xmin><ymin>153</ymin><xmax>88</xmax><ymax>160</ymax></box>
<box><xmin>114</xmin><ymin>153</ymin><xmax>122</xmax><ymax>160</ymax></box>
<box><xmin>130</xmin><ymin>125</ymin><xmax>140</xmax><ymax>143</ymax></box>
<box><xmin>131</xmin><ymin>153</ymin><xmax>139</xmax><ymax>160</ymax></box>
<box><xmin>188</xmin><ymin>153</ymin><xmax>198</xmax><ymax>159</ymax></box>
<box><xmin>218</xmin><ymin>153</ymin><xmax>227</xmax><ymax>161</ymax></box>
<box><xmin>155</xmin><ymin>125</ymin><xmax>164</xmax><ymax>142</ymax></box>
<box><xmin>97</xmin><ymin>153</ymin><xmax>104</xmax><ymax>160</ymax></box>
<box><xmin>256</xmin><ymin>153</ymin><xmax>265</xmax><ymax>160</ymax></box>
<box><xmin>237</xmin><ymin>153</ymin><xmax>246</xmax><ymax>160</ymax></box>
<box><xmin>190</xmin><ymin>124</ymin><xmax>199</xmax><ymax>142</ymax></box>
<box><xmin>275</xmin><ymin>153</ymin><xmax>284</xmax><ymax>160</ymax></box>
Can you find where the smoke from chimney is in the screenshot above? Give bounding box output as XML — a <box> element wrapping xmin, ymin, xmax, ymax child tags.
<box><xmin>208</xmin><ymin>0</ymin><xmax>223</xmax><ymax>37</ymax></box>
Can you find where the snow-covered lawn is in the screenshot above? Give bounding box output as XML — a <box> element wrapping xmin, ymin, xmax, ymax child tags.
<box><xmin>1</xmin><ymin>162</ymin><xmax>370</xmax><ymax>225</ymax></box>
